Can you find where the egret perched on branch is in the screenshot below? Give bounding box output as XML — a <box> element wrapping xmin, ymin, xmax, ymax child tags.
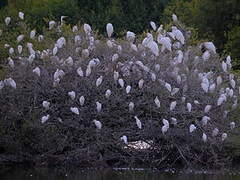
<box><xmin>17</xmin><ymin>34</ymin><xmax>24</xmax><ymax>42</ymax></box>
<box><xmin>154</xmin><ymin>97</ymin><xmax>161</xmax><ymax>108</ymax></box>
<box><xmin>222</xmin><ymin>61</ymin><xmax>227</xmax><ymax>72</ymax></box>
<box><xmin>19</xmin><ymin>12</ymin><xmax>24</xmax><ymax>20</ymax></box>
<box><xmin>202</xmin><ymin>133</ymin><xmax>207</xmax><ymax>142</ymax></box>
<box><xmin>187</xmin><ymin>103</ymin><xmax>192</xmax><ymax>112</ymax></box>
<box><xmin>202</xmin><ymin>116</ymin><xmax>210</xmax><ymax>126</ymax></box>
<box><xmin>118</xmin><ymin>78</ymin><xmax>124</xmax><ymax>88</ymax></box>
<box><xmin>4</xmin><ymin>78</ymin><xmax>16</xmax><ymax>89</ymax></box>
<box><xmin>150</xmin><ymin>21</ymin><xmax>157</xmax><ymax>31</ymax></box>
<box><xmin>121</xmin><ymin>135</ymin><xmax>128</xmax><ymax>144</ymax></box>
<box><xmin>171</xmin><ymin>118</ymin><xmax>177</xmax><ymax>125</ymax></box>
<box><xmin>105</xmin><ymin>89</ymin><xmax>112</xmax><ymax>99</ymax></box>
<box><xmin>96</xmin><ymin>102</ymin><xmax>102</xmax><ymax>113</ymax></box>
<box><xmin>157</xmin><ymin>36</ymin><xmax>172</xmax><ymax>52</ymax></box>
<box><xmin>189</xmin><ymin>124</ymin><xmax>196</xmax><ymax>133</ymax></box>
<box><xmin>8</xmin><ymin>57</ymin><xmax>14</xmax><ymax>68</ymax></box>
<box><xmin>5</xmin><ymin>17</ymin><xmax>11</xmax><ymax>26</ymax></box>
<box><xmin>106</xmin><ymin>23</ymin><xmax>113</xmax><ymax>38</ymax></box>
<box><xmin>126</xmin><ymin>85</ymin><xmax>131</xmax><ymax>94</ymax></box>
<box><xmin>204</xmin><ymin>105</ymin><xmax>212</xmax><ymax>113</ymax></box>
<box><xmin>84</xmin><ymin>23</ymin><xmax>92</xmax><ymax>34</ymax></box>
<box><xmin>221</xmin><ymin>133</ymin><xmax>227</xmax><ymax>141</ymax></box>
<box><xmin>18</xmin><ymin>45</ymin><xmax>23</xmax><ymax>54</ymax></box>
<box><xmin>126</xmin><ymin>31</ymin><xmax>135</xmax><ymax>41</ymax></box>
<box><xmin>134</xmin><ymin>116</ymin><xmax>142</xmax><ymax>129</ymax></box>
<box><xmin>165</xmin><ymin>82</ymin><xmax>172</xmax><ymax>92</ymax></box>
<box><xmin>49</xmin><ymin>21</ymin><xmax>56</xmax><ymax>29</ymax></box>
<box><xmin>70</xmin><ymin>107</ymin><xmax>79</xmax><ymax>115</ymax></box>
<box><xmin>230</xmin><ymin>122</ymin><xmax>236</xmax><ymax>130</ymax></box>
<box><xmin>172</xmin><ymin>26</ymin><xmax>185</xmax><ymax>44</ymax></box>
<box><xmin>172</xmin><ymin>14</ymin><xmax>178</xmax><ymax>22</ymax></box>
<box><xmin>30</xmin><ymin>30</ymin><xmax>36</xmax><ymax>39</ymax></box>
<box><xmin>41</xmin><ymin>115</ymin><xmax>50</xmax><ymax>124</ymax></box>
<box><xmin>33</xmin><ymin>67</ymin><xmax>40</xmax><ymax>77</ymax></box>
<box><xmin>53</xmin><ymin>46</ymin><xmax>58</xmax><ymax>56</ymax></box>
<box><xmin>203</xmin><ymin>42</ymin><xmax>216</xmax><ymax>54</ymax></box>
<box><xmin>170</xmin><ymin>101</ymin><xmax>177</xmax><ymax>111</ymax></box>
<box><xmin>96</xmin><ymin>76</ymin><xmax>103</xmax><ymax>87</ymax></box>
<box><xmin>79</xmin><ymin>96</ymin><xmax>85</xmax><ymax>106</ymax></box>
<box><xmin>93</xmin><ymin>120</ymin><xmax>102</xmax><ymax>130</ymax></box>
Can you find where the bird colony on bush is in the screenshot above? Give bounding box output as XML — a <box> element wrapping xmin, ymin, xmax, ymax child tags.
<box><xmin>0</xmin><ymin>12</ymin><xmax>239</xmax><ymax>168</ymax></box>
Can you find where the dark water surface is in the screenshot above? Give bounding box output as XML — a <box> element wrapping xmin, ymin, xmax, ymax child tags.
<box><xmin>0</xmin><ymin>168</ymin><xmax>240</xmax><ymax>180</ymax></box>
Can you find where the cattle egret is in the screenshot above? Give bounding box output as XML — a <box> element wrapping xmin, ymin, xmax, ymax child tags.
<box><xmin>158</xmin><ymin>36</ymin><xmax>172</xmax><ymax>52</ymax></box>
<box><xmin>86</xmin><ymin>66</ymin><xmax>92</xmax><ymax>77</ymax></box>
<box><xmin>41</xmin><ymin>115</ymin><xmax>50</xmax><ymax>124</ymax></box>
<box><xmin>212</xmin><ymin>128</ymin><xmax>219</xmax><ymax>137</ymax></box>
<box><xmin>121</xmin><ymin>135</ymin><xmax>128</xmax><ymax>144</ymax></box>
<box><xmin>93</xmin><ymin>120</ymin><xmax>102</xmax><ymax>130</ymax></box>
<box><xmin>96</xmin><ymin>76</ymin><xmax>103</xmax><ymax>87</ymax></box>
<box><xmin>18</xmin><ymin>45</ymin><xmax>23</xmax><ymax>54</ymax></box>
<box><xmin>204</xmin><ymin>42</ymin><xmax>216</xmax><ymax>54</ymax></box>
<box><xmin>209</xmin><ymin>83</ymin><xmax>216</xmax><ymax>92</ymax></box>
<box><xmin>154</xmin><ymin>97</ymin><xmax>161</xmax><ymax>108</ymax></box>
<box><xmin>42</xmin><ymin>101</ymin><xmax>50</xmax><ymax>110</ymax></box>
<box><xmin>202</xmin><ymin>133</ymin><xmax>207</xmax><ymax>142</ymax></box>
<box><xmin>9</xmin><ymin>47</ymin><xmax>14</xmax><ymax>55</ymax></box>
<box><xmin>30</xmin><ymin>30</ymin><xmax>36</xmax><ymax>39</ymax></box>
<box><xmin>5</xmin><ymin>17</ymin><xmax>11</xmax><ymax>26</ymax></box>
<box><xmin>172</xmin><ymin>27</ymin><xmax>185</xmax><ymax>44</ymax></box>
<box><xmin>126</xmin><ymin>85</ymin><xmax>131</xmax><ymax>94</ymax></box>
<box><xmin>172</xmin><ymin>14</ymin><xmax>178</xmax><ymax>21</ymax></box>
<box><xmin>163</xmin><ymin>119</ymin><xmax>169</xmax><ymax>127</ymax></box>
<box><xmin>96</xmin><ymin>102</ymin><xmax>102</xmax><ymax>113</ymax></box>
<box><xmin>38</xmin><ymin>35</ymin><xmax>44</xmax><ymax>42</ymax></box>
<box><xmin>19</xmin><ymin>12</ymin><xmax>24</xmax><ymax>20</ymax></box>
<box><xmin>222</xmin><ymin>61</ymin><xmax>227</xmax><ymax>72</ymax></box>
<box><xmin>129</xmin><ymin>102</ymin><xmax>135</xmax><ymax>111</ymax></box>
<box><xmin>105</xmin><ymin>89</ymin><xmax>112</xmax><ymax>99</ymax></box>
<box><xmin>126</xmin><ymin>31</ymin><xmax>135</xmax><ymax>41</ymax></box>
<box><xmin>171</xmin><ymin>118</ymin><xmax>177</xmax><ymax>125</ymax></box>
<box><xmin>77</xmin><ymin>67</ymin><xmax>84</xmax><ymax>77</ymax></box>
<box><xmin>33</xmin><ymin>67</ymin><xmax>40</xmax><ymax>77</ymax></box>
<box><xmin>202</xmin><ymin>116</ymin><xmax>210</xmax><ymax>126</ymax></box>
<box><xmin>155</xmin><ymin>64</ymin><xmax>160</xmax><ymax>72</ymax></box>
<box><xmin>79</xmin><ymin>96</ymin><xmax>85</xmax><ymax>106</ymax></box>
<box><xmin>134</xmin><ymin>116</ymin><xmax>142</xmax><ymax>129</ymax></box>
<box><xmin>52</xmin><ymin>46</ymin><xmax>58</xmax><ymax>56</ymax></box>
<box><xmin>187</xmin><ymin>103</ymin><xmax>192</xmax><ymax>112</ymax></box>
<box><xmin>68</xmin><ymin>91</ymin><xmax>76</xmax><ymax>100</ymax></box>
<box><xmin>150</xmin><ymin>21</ymin><xmax>157</xmax><ymax>31</ymax></box>
<box><xmin>70</xmin><ymin>107</ymin><xmax>79</xmax><ymax>115</ymax></box>
<box><xmin>162</xmin><ymin>125</ymin><xmax>169</xmax><ymax>134</ymax></box>
<box><xmin>230</xmin><ymin>122</ymin><xmax>236</xmax><ymax>130</ymax></box>
<box><xmin>112</xmin><ymin>53</ymin><xmax>119</xmax><ymax>62</ymax></box>
<box><xmin>189</xmin><ymin>124</ymin><xmax>196</xmax><ymax>133</ymax></box>
<box><xmin>106</xmin><ymin>23</ymin><xmax>114</xmax><ymax>38</ymax></box>
<box><xmin>8</xmin><ymin>58</ymin><xmax>14</xmax><ymax>68</ymax></box>
<box><xmin>84</xmin><ymin>23</ymin><xmax>92</xmax><ymax>34</ymax></box>
<box><xmin>138</xmin><ymin>79</ymin><xmax>144</xmax><ymax>89</ymax></box>
<box><xmin>118</xmin><ymin>78</ymin><xmax>124</xmax><ymax>88</ymax></box>
<box><xmin>230</xmin><ymin>79</ymin><xmax>236</xmax><ymax>89</ymax></box>
<box><xmin>221</xmin><ymin>133</ymin><xmax>227</xmax><ymax>141</ymax></box>
<box><xmin>49</xmin><ymin>21</ymin><xmax>56</xmax><ymax>29</ymax></box>
<box><xmin>17</xmin><ymin>34</ymin><xmax>24</xmax><ymax>42</ymax></box>
<box><xmin>114</xmin><ymin>71</ymin><xmax>119</xmax><ymax>81</ymax></box>
<box><xmin>151</xmin><ymin>73</ymin><xmax>156</xmax><ymax>81</ymax></box>
<box><xmin>194</xmin><ymin>100</ymin><xmax>200</xmax><ymax>105</ymax></box>
<box><xmin>4</xmin><ymin>78</ymin><xmax>16</xmax><ymax>89</ymax></box>
<box><xmin>170</xmin><ymin>101</ymin><xmax>177</xmax><ymax>111</ymax></box>
<box><xmin>165</xmin><ymin>83</ymin><xmax>172</xmax><ymax>92</ymax></box>
<box><xmin>204</xmin><ymin>105</ymin><xmax>212</xmax><ymax>113</ymax></box>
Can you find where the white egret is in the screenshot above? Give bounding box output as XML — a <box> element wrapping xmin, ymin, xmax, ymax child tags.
<box><xmin>79</xmin><ymin>96</ymin><xmax>85</xmax><ymax>106</ymax></box>
<box><xmin>77</xmin><ymin>67</ymin><xmax>84</xmax><ymax>77</ymax></box>
<box><xmin>9</xmin><ymin>47</ymin><xmax>14</xmax><ymax>55</ymax></box>
<box><xmin>83</xmin><ymin>23</ymin><xmax>92</xmax><ymax>34</ymax></box>
<box><xmin>203</xmin><ymin>42</ymin><xmax>216</xmax><ymax>54</ymax></box>
<box><xmin>230</xmin><ymin>122</ymin><xmax>236</xmax><ymax>130</ymax></box>
<box><xmin>187</xmin><ymin>103</ymin><xmax>192</xmax><ymax>112</ymax></box>
<box><xmin>204</xmin><ymin>105</ymin><xmax>212</xmax><ymax>114</ymax></box>
<box><xmin>171</xmin><ymin>88</ymin><xmax>179</xmax><ymax>96</ymax></box>
<box><xmin>72</xmin><ymin>25</ymin><xmax>78</xmax><ymax>32</ymax></box>
<box><xmin>162</xmin><ymin>125</ymin><xmax>169</xmax><ymax>134</ymax></box>
<box><xmin>129</xmin><ymin>102</ymin><xmax>135</xmax><ymax>111</ymax></box>
<box><xmin>134</xmin><ymin>116</ymin><xmax>142</xmax><ymax>129</ymax></box>
<box><xmin>96</xmin><ymin>76</ymin><xmax>103</xmax><ymax>87</ymax></box>
<box><xmin>212</xmin><ymin>128</ymin><xmax>219</xmax><ymax>137</ymax></box>
<box><xmin>30</xmin><ymin>30</ymin><xmax>36</xmax><ymax>39</ymax></box>
<box><xmin>41</xmin><ymin>115</ymin><xmax>50</xmax><ymax>124</ymax></box>
<box><xmin>165</xmin><ymin>82</ymin><xmax>172</xmax><ymax>92</ymax></box>
<box><xmin>38</xmin><ymin>35</ymin><xmax>44</xmax><ymax>42</ymax></box>
<box><xmin>68</xmin><ymin>91</ymin><xmax>76</xmax><ymax>100</ymax></box>
<box><xmin>42</xmin><ymin>101</ymin><xmax>50</xmax><ymax>110</ymax></box>
<box><xmin>53</xmin><ymin>46</ymin><xmax>58</xmax><ymax>56</ymax></box>
<box><xmin>158</xmin><ymin>36</ymin><xmax>172</xmax><ymax>52</ymax></box>
<box><xmin>118</xmin><ymin>78</ymin><xmax>124</xmax><ymax>88</ymax></box>
<box><xmin>17</xmin><ymin>34</ymin><xmax>24</xmax><ymax>42</ymax></box>
<box><xmin>138</xmin><ymin>79</ymin><xmax>144</xmax><ymax>89</ymax></box>
<box><xmin>114</xmin><ymin>71</ymin><xmax>119</xmax><ymax>81</ymax></box>
<box><xmin>86</xmin><ymin>66</ymin><xmax>92</xmax><ymax>77</ymax></box>
<box><xmin>106</xmin><ymin>23</ymin><xmax>114</xmax><ymax>38</ymax></box>
<box><xmin>189</xmin><ymin>124</ymin><xmax>196</xmax><ymax>133</ymax></box>
<box><xmin>202</xmin><ymin>133</ymin><xmax>207</xmax><ymax>142</ymax></box>
<box><xmin>221</xmin><ymin>133</ymin><xmax>227</xmax><ymax>141</ymax></box>
<box><xmin>126</xmin><ymin>31</ymin><xmax>135</xmax><ymax>41</ymax></box>
<box><xmin>96</xmin><ymin>102</ymin><xmax>102</xmax><ymax>113</ymax></box>
<box><xmin>202</xmin><ymin>116</ymin><xmax>210</xmax><ymax>126</ymax></box>
<box><xmin>126</xmin><ymin>85</ymin><xmax>131</xmax><ymax>94</ymax></box>
<box><xmin>172</xmin><ymin>26</ymin><xmax>185</xmax><ymax>44</ymax></box>
<box><xmin>194</xmin><ymin>100</ymin><xmax>200</xmax><ymax>105</ymax></box>
<box><xmin>105</xmin><ymin>89</ymin><xmax>112</xmax><ymax>99</ymax></box>
<box><xmin>82</xmin><ymin>49</ymin><xmax>90</xmax><ymax>58</ymax></box>
<box><xmin>154</xmin><ymin>97</ymin><xmax>161</xmax><ymax>108</ymax></box>
<box><xmin>18</xmin><ymin>45</ymin><xmax>23</xmax><ymax>54</ymax></box>
<box><xmin>172</xmin><ymin>14</ymin><xmax>178</xmax><ymax>22</ymax></box>
<box><xmin>230</xmin><ymin>79</ymin><xmax>236</xmax><ymax>89</ymax></box>
<box><xmin>70</xmin><ymin>107</ymin><xmax>79</xmax><ymax>115</ymax></box>
<box><xmin>170</xmin><ymin>101</ymin><xmax>177</xmax><ymax>111</ymax></box>
<box><xmin>5</xmin><ymin>17</ymin><xmax>11</xmax><ymax>26</ymax></box>
<box><xmin>151</xmin><ymin>73</ymin><xmax>156</xmax><ymax>81</ymax></box>
<box><xmin>171</xmin><ymin>118</ymin><xmax>177</xmax><ymax>125</ymax></box>
<box><xmin>8</xmin><ymin>57</ymin><xmax>14</xmax><ymax>68</ymax></box>
<box><xmin>222</xmin><ymin>61</ymin><xmax>227</xmax><ymax>72</ymax></box>
<box><xmin>201</xmin><ymin>77</ymin><xmax>209</xmax><ymax>93</ymax></box>
<box><xmin>150</xmin><ymin>21</ymin><xmax>157</xmax><ymax>31</ymax></box>
<box><xmin>49</xmin><ymin>21</ymin><xmax>56</xmax><ymax>29</ymax></box>
<box><xmin>93</xmin><ymin>120</ymin><xmax>102</xmax><ymax>130</ymax></box>
<box><xmin>112</xmin><ymin>54</ymin><xmax>119</xmax><ymax>62</ymax></box>
<box><xmin>202</xmin><ymin>51</ymin><xmax>210</xmax><ymax>61</ymax></box>
<box><xmin>33</xmin><ymin>67</ymin><xmax>41</xmax><ymax>77</ymax></box>
<box><xmin>4</xmin><ymin>78</ymin><xmax>16</xmax><ymax>89</ymax></box>
<box><xmin>19</xmin><ymin>12</ymin><xmax>24</xmax><ymax>20</ymax></box>
<box><xmin>121</xmin><ymin>135</ymin><xmax>128</xmax><ymax>144</ymax></box>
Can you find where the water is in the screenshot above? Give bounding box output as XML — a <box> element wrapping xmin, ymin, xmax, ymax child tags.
<box><xmin>0</xmin><ymin>168</ymin><xmax>240</xmax><ymax>180</ymax></box>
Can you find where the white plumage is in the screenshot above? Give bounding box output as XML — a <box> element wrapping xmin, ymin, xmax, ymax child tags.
<box><xmin>96</xmin><ymin>76</ymin><xmax>103</xmax><ymax>87</ymax></box>
<box><xmin>161</xmin><ymin>125</ymin><xmax>169</xmax><ymax>134</ymax></box>
<box><xmin>150</xmin><ymin>21</ymin><xmax>157</xmax><ymax>31</ymax></box>
<box><xmin>68</xmin><ymin>91</ymin><xmax>76</xmax><ymax>100</ymax></box>
<box><xmin>221</xmin><ymin>133</ymin><xmax>227</xmax><ymax>141</ymax></box>
<box><xmin>41</xmin><ymin>114</ymin><xmax>50</xmax><ymax>124</ymax></box>
<box><xmin>70</xmin><ymin>107</ymin><xmax>79</xmax><ymax>115</ymax></box>
<box><xmin>105</xmin><ymin>89</ymin><xmax>112</xmax><ymax>99</ymax></box>
<box><xmin>165</xmin><ymin>83</ymin><xmax>172</xmax><ymax>92</ymax></box>
<box><xmin>202</xmin><ymin>133</ymin><xmax>207</xmax><ymax>142</ymax></box>
<box><xmin>96</xmin><ymin>101</ymin><xmax>102</xmax><ymax>113</ymax></box>
<box><xmin>79</xmin><ymin>96</ymin><xmax>85</xmax><ymax>106</ymax></box>
<box><xmin>8</xmin><ymin>58</ymin><xmax>14</xmax><ymax>68</ymax></box>
<box><xmin>187</xmin><ymin>103</ymin><xmax>192</xmax><ymax>112</ymax></box>
<box><xmin>212</xmin><ymin>128</ymin><xmax>219</xmax><ymax>137</ymax></box>
<box><xmin>18</xmin><ymin>45</ymin><xmax>23</xmax><ymax>54</ymax></box>
<box><xmin>30</xmin><ymin>30</ymin><xmax>36</xmax><ymax>39</ymax></box>
<box><xmin>194</xmin><ymin>100</ymin><xmax>200</xmax><ymax>105</ymax></box>
<box><xmin>49</xmin><ymin>21</ymin><xmax>56</xmax><ymax>30</ymax></box>
<box><xmin>134</xmin><ymin>116</ymin><xmax>142</xmax><ymax>129</ymax></box>
<box><xmin>204</xmin><ymin>105</ymin><xmax>212</xmax><ymax>114</ymax></box>
<box><xmin>121</xmin><ymin>135</ymin><xmax>128</xmax><ymax>144</ymax></box>
<box><xmin>202</xmin><ymin>51</ymin><xmax>210</xmax><ymax>61</ymax></box>
<box><xmin>202</xmin><ymin>116</ymin><xmax>210</xmax><ymax>126</ymax></box>
<box><xmin>53</xmin><ymin>47</ymin><xmax>58</xmax><ymax>56</ymax></box>
<box><xmin>189</xmin><ymin>124</ymin><xmax>196</xmax><ymax>133</ymax></box>
<box><xmin>138</xmin><ymin>79</ymin><xmax>144</xmax><ymax>89</ymax></box>
<box><xmin>170</xmin><ymin>101</ymin><xmax>177</xmax><ymax>111</ymax></box>
<box><xmin>201</xmin><ymin>77</ymin><xmax>209</xmax><ymax>93</ymax></box>
<box><xmin>83</xmin><ymin>23</ymin><xmax>92</xmax><ymax>34</ymax></box>
<box><xmin>128</xmin><ymin>102</ymin><xmax>134</xmax><ymax>112</ymax></box>
<box><xmin>118</xmin><ymin>78</ymin><xmax>124</xmax><ymax>88</ymax></box>
<box><xmin>171</xmin><ymin>118</ymin><xmax>177</xmax><ymax>125</ymax></box>
<box><xmin>4</xmin><ymin>78</ymin><xmax>16</xmax><ymax>89</ymax></box>
<box><xmin>17</xmin><ymin>34</ymin><xmax>24</xmax><ymax>42</ymax></box>
<box><xmin>222</xmin><ymin>61</ymin><xmax>227</xmax><ymax>72</ymax></box>
<box><xmin>217</xmin><ymin>76</ymin><xmax>222</xmax><ymax>86</ymax></box>
<box><xmin>42</xmin><ymin>101</ymin><xmax>50</xmax><ymax>110</ymax></box>
<box><xmin>230</xmin><ymin>122</ymin><xmax>236</xmax><ymax>130</ymax></box>
<box><xmin>162</xmin><ymin>119</ymin><xmax>169</xmax><ymax>127</ymax></box>
<box><xmin>230</xmin><ymin>79</ymin><xmax>236</xmax><ymax>89</ymax></box>
<box><xmin>33</xmin><ymin>67</ymin><xmax>41</xmax><ymax>77</ymax></box>
<box><xmin>126</xmin><ymin>85</ymin><xmax>131</xmax><ymax>94</ymax></box>
<box><xmin>5</xmin><ymin>17</ymin><xmax>11</xmax><ymax>26</ymax></box>
<box><xmin>114</xmin><ymin>71</ymin><xmax>119</xmax><ymax>81</ymax></box>
<box><xmin>85</xmin><ymin>66</ymin><xmax>92</xmax><ymax>77</ymax></box>
<box><xmin>172</xmin><ymin>27</ymin><xmax>185</xmax><ymax>44</ymax></box>
<box><xmin>93</xmin><ymin>120</ymin><xmax>102</xmax><ymax>130</ymax></box>
<box><xmin>172</xmin><ymin>14</ymin><xmax>178</xmax><ymax>22</ymax></box>
<box><xmin>158</xmin><ymin>36</ymin><xmax>172</xmax><ymax>52</ymax></box>
<box><xmin>126</xmin><ymin>31</ymin><xmax>136</xmax><ymax>41</ymax></box>
<box><xmin>106</xmin><ymin>23</ymin><xmax>114</xmax><ymax>38</ymax></box>
<box><xmin>77</xmin><ymin>67</ymin><xmax>84</xmax><ymax>77</ymax></box>
<box><xmin>204</xmin><ymin>42</ymin><xmax>216</xmax><ymax>54</ymax></box>
<box><xmin>154</xmin><ymin>97</ymin><xmax>161</xmax><ymax>108</ymax></box>
<box><xmin>19</xmin><ymin>12</ymin><xmax>24</xmax><ymax>20</ymax></box>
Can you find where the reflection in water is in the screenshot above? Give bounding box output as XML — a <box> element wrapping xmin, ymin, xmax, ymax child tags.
<box><xmin>0</xmin><ymin>168</ymin><xmax>240</xmax><ymax>180</ymax></box>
